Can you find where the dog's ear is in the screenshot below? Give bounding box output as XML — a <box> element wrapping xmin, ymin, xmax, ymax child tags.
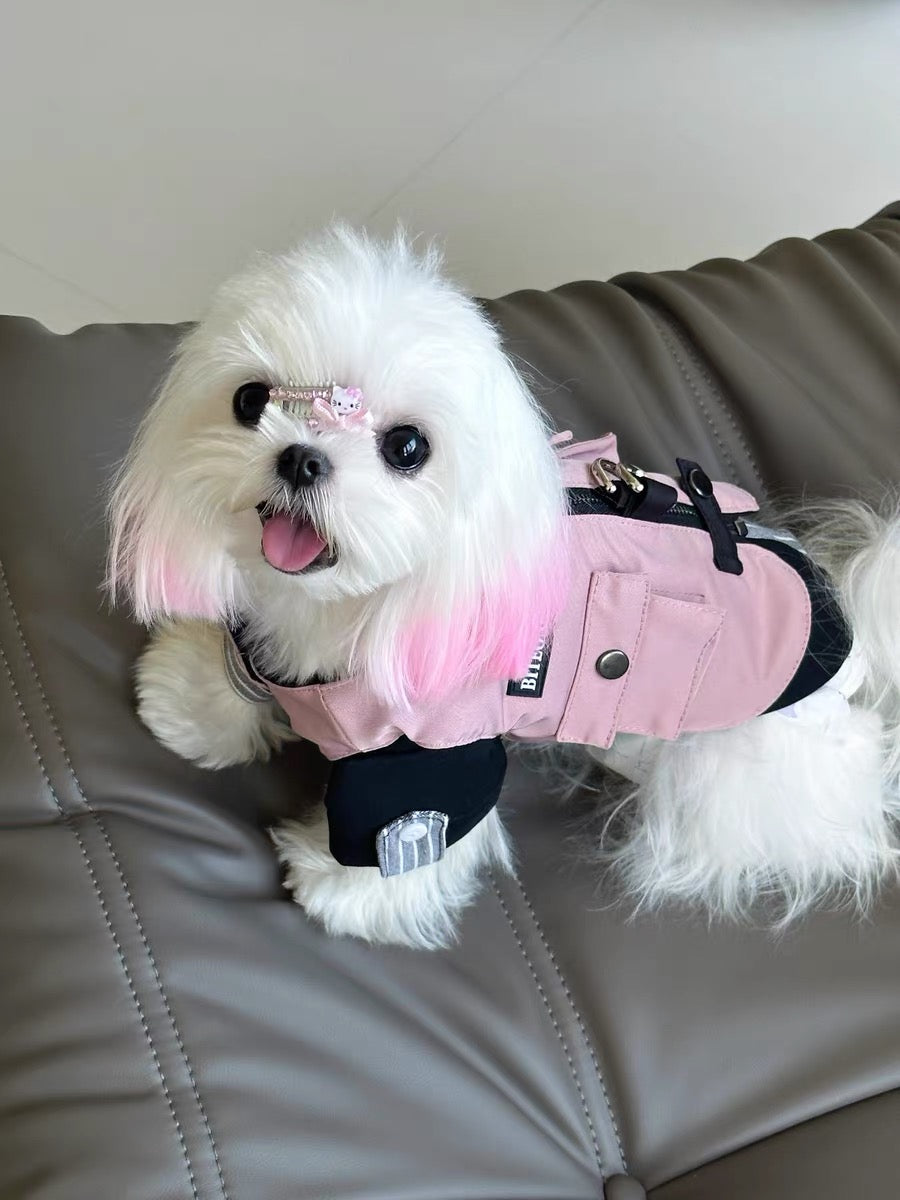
<box><xmin>106</xmin><ymin>355</ymin><xmax>237</xmax><ymax>624</ymax></box>
<box><xmin>107</xmin><ymin>461</ymin><xmax>234</xmax><ymax>624</ymax></box>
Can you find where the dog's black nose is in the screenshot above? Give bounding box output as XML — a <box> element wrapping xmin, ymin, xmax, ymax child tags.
<box><xmin>277</xmin><ymin>444</ymin><xmax>332</xmax><ymax>489</ymax></box>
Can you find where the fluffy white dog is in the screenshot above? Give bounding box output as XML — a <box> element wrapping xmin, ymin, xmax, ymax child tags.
<box><xmin>108</xmin><ymin>227</ymin><xmax>900</xmax><ymax>948</ymax></box>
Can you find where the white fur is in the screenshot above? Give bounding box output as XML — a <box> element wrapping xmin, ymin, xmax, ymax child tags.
<box><xmin>109</xmin><ymin>225</ymin><xmax>900</xmax><ymax>947</ymax></box>
<box><xmin>596</xmin><ymin>707</ymin><xmax>897</xmax><ymax>923</ymax></box>
<box><xmin>135</xmin><ymin>619</ymin><xmax>294</xmax><ymax>768</ymax></box>
<box><xmin>273</xmin><ymin>808</ymin><xmax>513</xmax><ymax>950</ymax></box>
<box><xmin>793</xmin><ymin>497</ymin><xmax>900</xmax><ymax>780</ymax></box>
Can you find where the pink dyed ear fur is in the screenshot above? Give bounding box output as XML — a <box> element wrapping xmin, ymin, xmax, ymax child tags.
<box><xmin>156</xmin><ymin>559</ymin><xmax>223</xmax><ymax>620</ymax></box>
<box><xmin>394</xmin><ymin>538</ymin><xmax>570</xmax><ymax>702</ymax></box>
<box><xmin>108</xmin><ymin>515</ymin><xmax>225</xmax><ymax>624</ymax></box>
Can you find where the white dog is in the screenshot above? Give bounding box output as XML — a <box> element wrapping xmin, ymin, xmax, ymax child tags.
<box><xmin>108</xmin><ymin>227</ymin><xmax>900</xmax><ymax>948</ymax></box>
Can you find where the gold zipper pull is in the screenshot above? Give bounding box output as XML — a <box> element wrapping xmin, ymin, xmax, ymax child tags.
<box><xmin>615</xmin><ymin>463</ymin><xmax>645</xmax><ymax>493</ymax></box>
<box><xmin>590</xmin><ymin>458</ymin><xmax>617</xmax><ymax>492</ymax></box>
<box><xmin>591</xmin><ymin>458</ymin><xmax>647</xmax><ymax>495</ymax></box>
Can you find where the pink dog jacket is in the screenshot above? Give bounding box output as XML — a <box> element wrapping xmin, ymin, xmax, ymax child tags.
<box><xmin>227</xmin><ymin>435</ymin><xmax>850</xmax><ymax>874</ymax></box>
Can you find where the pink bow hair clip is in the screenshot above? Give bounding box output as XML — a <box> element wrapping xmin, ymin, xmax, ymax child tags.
<box><xmin>268</xmin><ymin>383</ymin><xmax>372</xmax><ymax>431</ymax></box>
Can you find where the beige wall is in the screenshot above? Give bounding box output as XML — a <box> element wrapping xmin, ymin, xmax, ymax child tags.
<box><xmin>2</xmin><ymin>0</ymin><xmax>899</xmax><ymax>330</ymax></box>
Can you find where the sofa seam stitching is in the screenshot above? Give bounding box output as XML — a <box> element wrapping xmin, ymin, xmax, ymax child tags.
<box><xmin>660</xmin><ymin>308</ymin><xmax>766</xmax><ymax>493</ymax></box>
<box><xmin>613</xmin><ymin>282</ymin><xmax>762</xmax><ymax>490</ymax></box>
<box><xmin>95</xmin><ymin>816</ymin><xmax>229</xmax><ymax>1199</ymax></box>
<box><xmin>512</xmin><ymin>876</ymin><xmax>628</xmax><ymax>1171</ymax></box>
<box><xmin>0</xmin><ymin>634</ymin><xmax>199</xmax><ymax>1200</ymax></box>
<box><xmin>0</xmin><ymin>561</ymin><xmax>227</xmax><ymax>1200</ymax></box>
<box><xmin>490</xmin><ymin>874</ymin><xmax>605</xmax><ymax>1180</ymax></box>
<box><xmin>645</xmin><ymin>310</ymin><xmax>741</xmax><ymax>486</ymax></box>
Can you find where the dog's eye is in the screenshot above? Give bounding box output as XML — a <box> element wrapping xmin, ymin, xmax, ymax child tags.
<box><xmin>379</xmin><ymin>425</ymin><xmax>430</xmax><ymax>472</ymax></box>
<box><xmin>233</xmin><ymin>381</ymin><xmax>270</xmax><ymax>426</ymax></box>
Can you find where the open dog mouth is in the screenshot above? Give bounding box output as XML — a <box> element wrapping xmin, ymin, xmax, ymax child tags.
<box><xmin>256</xmin><ymin>504</ymin><xmax>337</xmax><ymax>574</ymax></box>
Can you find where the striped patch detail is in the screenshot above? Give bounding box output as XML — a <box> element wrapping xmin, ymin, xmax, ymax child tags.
<box><xmin>375</xmin><ymin>811</ymin><xmax>449</xmax><ymax>878</ymax></box>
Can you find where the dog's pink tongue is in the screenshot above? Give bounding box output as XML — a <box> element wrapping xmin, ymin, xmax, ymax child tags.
<box><xmin>261</xmin><ymin>512</ymin><xmax>326</xmax><ymax>572</ymax></box>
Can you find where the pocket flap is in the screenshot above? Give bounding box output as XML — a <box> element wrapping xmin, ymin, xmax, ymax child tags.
<box><xmin>617</xmin><ymin>594</ymin><xmax>724</xmax><ymax>741</ymax></box>
<box><xmin>557</xmin><ymin>573</ymin><xmax>725</xmax><ymax>749</ymax></box>
<box><xmin>557</xmin><ymin>572</ymin><xmax>651</xmax><ymax>748</ymax></box>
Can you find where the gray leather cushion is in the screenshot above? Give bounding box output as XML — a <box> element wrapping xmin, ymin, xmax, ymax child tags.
<box><xmin>1</xmin><ymin>205</ymin><xmax>899</xmax><ymax>1199</ymax></box>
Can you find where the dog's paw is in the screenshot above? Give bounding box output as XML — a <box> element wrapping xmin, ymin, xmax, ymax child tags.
<box><xmin>272</xmin><ymin>807</ymin><xmax>513</xmax><ymax>949</ymax></box>
<box><xmin>136</xmin><ymin>619</ymin><xmax>295</xmax><ymax>768</ymax></box>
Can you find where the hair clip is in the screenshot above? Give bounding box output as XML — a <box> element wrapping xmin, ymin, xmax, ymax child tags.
<box><xmin>268</xmin><ymin>383</ymin><xmax>371</xmax><ymax>430</ymax></box>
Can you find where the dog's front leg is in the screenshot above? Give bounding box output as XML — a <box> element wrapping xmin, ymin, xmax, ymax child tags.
<box><xmin>273</xmin><ymin>807</ymin><xmax>513</xmax><ymax>949</ymax></box>
<box><xmin>135</xmin><ymin>619</ymin><xmax>293</xmax><ymax>767</ymax></box>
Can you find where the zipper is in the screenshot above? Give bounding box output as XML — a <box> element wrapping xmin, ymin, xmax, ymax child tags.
<box><xmin>568</xmin><ymin>484</ymin><xmax>701</xmax><ymax>525</ymax></box>
<box><xmin>567</xmin><ymin>484</ymin><xmax>749</xmax><ymax>537</ymax></box>
<box><xmin>670</xmin><ymin>501</ymin><xmax>702</xmax><ymax>519</ymax></box>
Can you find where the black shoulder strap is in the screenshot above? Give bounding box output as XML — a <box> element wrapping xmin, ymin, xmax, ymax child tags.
<box><xmin>677</xmin><ymin>458</ymin><xmax>744</xmax><ymax>575</ymax></box>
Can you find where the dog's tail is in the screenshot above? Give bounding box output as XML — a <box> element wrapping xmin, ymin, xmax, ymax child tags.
<box><xmin>797</xmin><ymin>493</ymin><xmax>900</xmax><ymax>783</ymax></box>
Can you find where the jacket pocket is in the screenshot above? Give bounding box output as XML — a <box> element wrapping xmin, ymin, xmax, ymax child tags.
<box><xmin>557</xmin><ymin>572</ymin><xmax>724</xmax><ymax>748</ymax></box>
<box><xmin>617</xmin><ymin>592</ymin><xmax>724</xmax><ymax>740</ymax></box>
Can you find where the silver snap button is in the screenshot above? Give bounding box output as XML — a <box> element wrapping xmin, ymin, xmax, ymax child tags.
<box><xmin>596</xmin><ymin>649</ymin><xmax>629</xmax><ymax>679</ymax></box>
<box><xmin>398</xmin><ymin>820</ymin><xmax>428</xmax><ymax>843</ymax></box>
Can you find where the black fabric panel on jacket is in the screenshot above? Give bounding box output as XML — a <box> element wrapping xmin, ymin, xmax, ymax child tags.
<box><xmin>325</xmin><ymin>736</ymin><xmax>508</xmax><ymax>867</ymax></box>
<box><xmin>751</xmin><ymin>538</ymin><xmax>854</xmax><ymax>713</ymax></box>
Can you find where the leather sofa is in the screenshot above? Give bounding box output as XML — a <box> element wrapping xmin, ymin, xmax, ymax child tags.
<box><xmin>2</xmin><ymin>205</ymin><xmax>899</xmax><ymax>1199</ymax></box>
